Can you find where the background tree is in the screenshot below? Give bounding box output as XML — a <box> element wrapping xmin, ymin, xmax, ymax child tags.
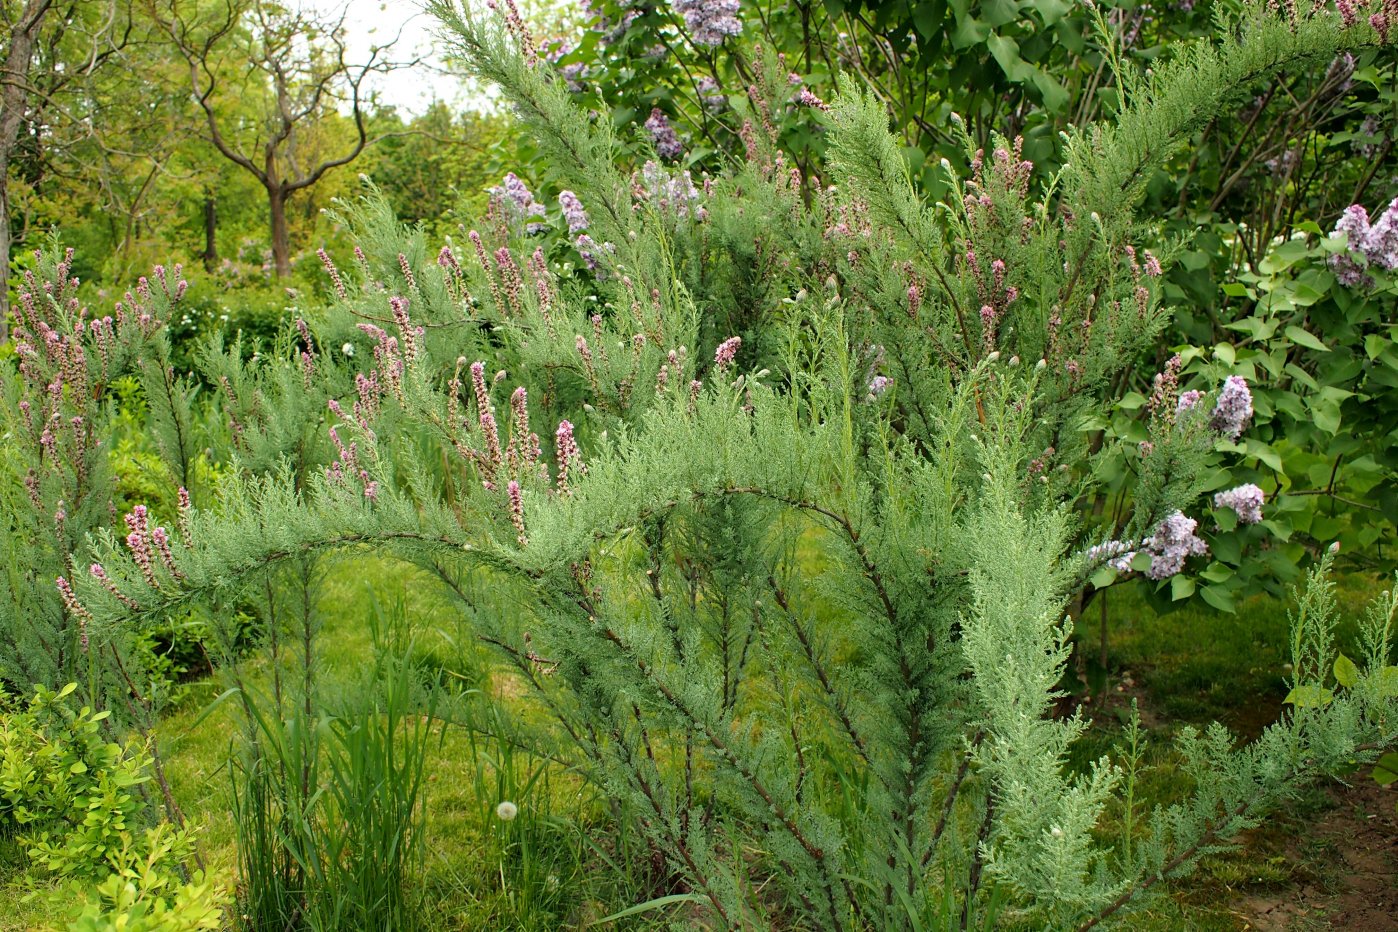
<box><xmin>0</xmin><ymin>0</ymin><xmax>52</xmax><ymax>328</ymax></box>
<box><xmin>155</xmin><ymin>0</ymin><xmax>414</xmax><ymax>277</ymax></box>
<box><xmin>0</xmin><ymin>0</ymin><xmax>144</xmax><ymax>324</ymax></box>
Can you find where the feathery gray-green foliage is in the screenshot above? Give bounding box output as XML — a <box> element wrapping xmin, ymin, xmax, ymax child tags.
<box><xmin>71</xmin><ymin>2</ymin><xmax>1398</xmax><ymax>927</ymax></box>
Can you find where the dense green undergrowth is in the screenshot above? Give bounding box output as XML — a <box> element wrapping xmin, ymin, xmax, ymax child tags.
<box><xmin>2</xmin><ymin>556</ymin><xmax>1387</xmax><ymax>931</ymax></box>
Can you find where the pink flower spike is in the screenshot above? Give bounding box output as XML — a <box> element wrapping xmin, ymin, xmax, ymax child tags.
<box><xmin>152</xmin><ymin>527</ymin><xmax>184</xmax><ymax>579</ymax></box>
<box><xmin>507</xmin><ymin>480</ymin><xmax>528</xmax><ymax>547</ymax></box>
<box><xmin>555</xmin><ymin>419</ymin><xmax>584</xmax><ymax>494</ymax></box>
<box><xmin>55</xmin><ymin>576</ymin><xmax>91</xmax><ymax>649</ymax></box>
<box><xmin>714</xmin><ymin>336</ymin><xmax>741</xmax><ymax>369</ymax></box>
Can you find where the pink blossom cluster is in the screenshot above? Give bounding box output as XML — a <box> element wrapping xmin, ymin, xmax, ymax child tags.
<box><xmin>1147</xmin><ymin>354</ymin><xmax>1183</xmax><ymax>421</ymax></box>
<box><xmin>505</xmin><ymin>387</ymin><xmax>544</xmax><ymax>479</ymax></box>
<box><xmin>54</xmin><ymin>575</ymin><xmax>92</xmax><ymax>649</ymax></box>
<box><xmin>714</xmin><ymin>336</ymin><xmax>741</xmax><ymax>369</ymax></box>
<box><xmin>357</xmin><ymin>322</ymin><xmax>406</xmax><ymax>402</ymax></box>
<box><xmin>318</xmin><ymin>248</ymin><xmax>349</xmax><ymax>300</ymax></box>
<box><xmin>471</xmin><ymin>361</ymin><xmax>505</xmax><ymax>489</ymax></box>
<box><xmin>494</xmin><ymin>247</ymin><xmax>526</xmax><ymax>315</ymax></box>
<box><xmin>507</xmin><ymin>481</ymin><xmax>528</xmax><ymax>546</ymax></box>
<box><xmin>555</xmin><ymin>419</ymin><xmax>584</xmax><ymax>494</ymax></box>
<box><xmin>325</xmin><ymin>424</ymin><xmax>377</xmax><ymax>502</ymax></box>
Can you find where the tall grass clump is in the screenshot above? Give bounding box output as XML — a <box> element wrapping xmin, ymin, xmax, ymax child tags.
<box><xmin>228</xmin><ymin>577</ymin><xmax>434</xmax><ymax>931</ymax></box>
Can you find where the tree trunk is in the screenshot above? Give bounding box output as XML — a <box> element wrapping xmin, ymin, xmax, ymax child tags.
<box><xmin>0</xmin><ymin>170</ymin><xmax>11</xmax><ymax>338</ymax></box>
<box><xmin>0</xmin><ymin>0</ymin><xmax>54</xmax><ymax>336</ymax></box>
<box><xmin>202</xmin><ymin>192</ymin><xmax>217</xmax><ymax>273</ymax></box>
<box><xmin>268</xmin><ymin>183</ymin><xmax>290</xmax><ymax>278</ymax></box>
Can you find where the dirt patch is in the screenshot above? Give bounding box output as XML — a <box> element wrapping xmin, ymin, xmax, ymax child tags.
<box><xmin>1232</xmin><ymin>778</ymin><xmax>1397</xmax><ymax>930</ymax></box>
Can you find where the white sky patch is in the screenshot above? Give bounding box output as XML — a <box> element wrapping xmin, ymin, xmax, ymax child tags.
<box><xmin>305</xmin><ymin>0</ymin><xmax>472</xmax><ymax>115</ymax></box>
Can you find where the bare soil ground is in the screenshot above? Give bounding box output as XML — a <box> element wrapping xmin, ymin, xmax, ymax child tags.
<box><xmin>1231</xmin><ymin>779</ymin><xmax>1397</xmax><ymax>931</ymax></box>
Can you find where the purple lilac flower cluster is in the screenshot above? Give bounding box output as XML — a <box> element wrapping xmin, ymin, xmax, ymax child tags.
<box><xmin>633</xmin><ymin>161</ymin><xmax>707</xmax><ymax>219</ymax></box>
<box><xmin>1214</xmin><ymin>483</ymin><xmax>1265</xmax><ymax>525</ymax></box>
<box><xmin>1140</xmin><ymin>512</ymin><xmax>1209</xmax><ymax>580</ymax></box>
<box><xmin>574</xmin><ymin>234</ymin><xmax>615</xmax><ymax>272</ymax></box>
<box><xmin>1080</xmin><ymin>539</ymin><xmax>1136</xmax><ymax>571</ymax></box>
<box><xmin>645</xmin><ymin>108</ymin><xmax>684</xmax><ymax>160</ymax></box>
<box><xmin>1329</xmin><ymin>198</ymin><xmax>1398</xmax><ymax>288</ymax></box>
<box><xmin>1209</xmin><ymin>376</ymin><xmax>1253</xmax><ymax>442</ymax></box>
<box><xmin>671</xmin><ymin>0</ymin><xmax>741</xmax><ymax>46</ymax></box>
<box><xmin>559</xmin><ymin>190</ymin><xmax>589</xmax><ymax>233</ymax></box>
<box><xmin>697</xmin><ymin>76</ymin><xmax>726</xmax><ymax>112</ymax></box>
<box><xmin>491</xmin><ymin>172</ymin><xmax>548</xmax><ymax>234</ymax></box>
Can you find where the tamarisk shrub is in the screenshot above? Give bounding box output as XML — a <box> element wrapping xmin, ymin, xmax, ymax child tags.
<box><xmin>77</xmin><ymin>2</ymin><xmax>1398</xmax><ymax>928</ymax></box>
<box><xmin>0</xmin><ymin>249</ymin><xmax>193</xmax><ymax>705</ymax></box>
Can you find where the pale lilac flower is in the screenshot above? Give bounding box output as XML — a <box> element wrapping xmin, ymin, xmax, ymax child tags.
<box><xmin>575</xmin><ymin>234</ymin><xmax>613</xmax><ymax>271</ymax></box>
<box><xmin>867</xmin><ymin>375</ymin><xmax>892</xmax><ymax>398</ymax></box>
<box><xmin>497</xmin><ymin>172</ymin><xmax>542</xmax><ymax>213</ymax></box>
<box><xmin>559</xmin><ymin>61</ymin><xmax>585</xmax><ymax>92</ymax></box>
<box><xmin>672</xmin><ymin>0</ymin><xmax>741</xmax><ymax>46</ymax></box>
<box><xmin>634</xmin><ymin>162</ymin><xmax>703</xmax><ymax>216</ymax></box>
<box><xmin>645</xmin><ymin>108</ymin><xmax>684</xmax><ymax>160</ymax></box>
<box><xmin>697</xmin><ymin>76</ymin><xmax>725</xmax><ymax>112</ymax></box>
<box><xmin>1176</xmin><ymin>390</ymin><xmax>1203</xmax><ymax>415</ymax></box>
<box><xmin>1141</xmin><ymin>512</ymin><xmax>1208</xmax><ymax>580</ymax></box>
<box><xmin>1355</xmin><ymin>116</ymin><xmax>1380</xmax><ymax>159</ymax></box>
<box><xmin>1214</xmin><ymin>483</ymin><xmax>1265</xmax><ymax>525</ymax></box>
<box><xmin>1329</xmin><ymin>198</ymin><xmax>1398</xmax><ymax>287</ymax></box>
<box><xmin>1210</xmin><ymin>376</ymin><xmax>1253</xmax><ymax>441</ymax></box>
<box><xmin>1081</xmin><ymin>539</ymin><xmax>1135</xmax><ymax>571</ymax></box>
<box><xmin>559</xmin><ymin>191</ymin><xmax>589</xmax><ymax>233</ymax></box>
<box><xmin>491</xmin><ymin>172</ymin><xmax>547</xmax><ymax>233</ymax></box>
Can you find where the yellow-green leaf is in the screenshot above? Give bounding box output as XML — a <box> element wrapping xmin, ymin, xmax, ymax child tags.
<box><xmin>1283</xmin><ymin>685</ymin><xmax>1334</xmax><ymax>708</ymax></box>
<box><xmin>1334</xmin><ymin>653</ymin><xmax>1360</xmax><ymax>688</ymax></box>
<box><xmin>1374</xmin><ymin>752</ymin><xmax>1398</xmax><ymax>787</ymax></box>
